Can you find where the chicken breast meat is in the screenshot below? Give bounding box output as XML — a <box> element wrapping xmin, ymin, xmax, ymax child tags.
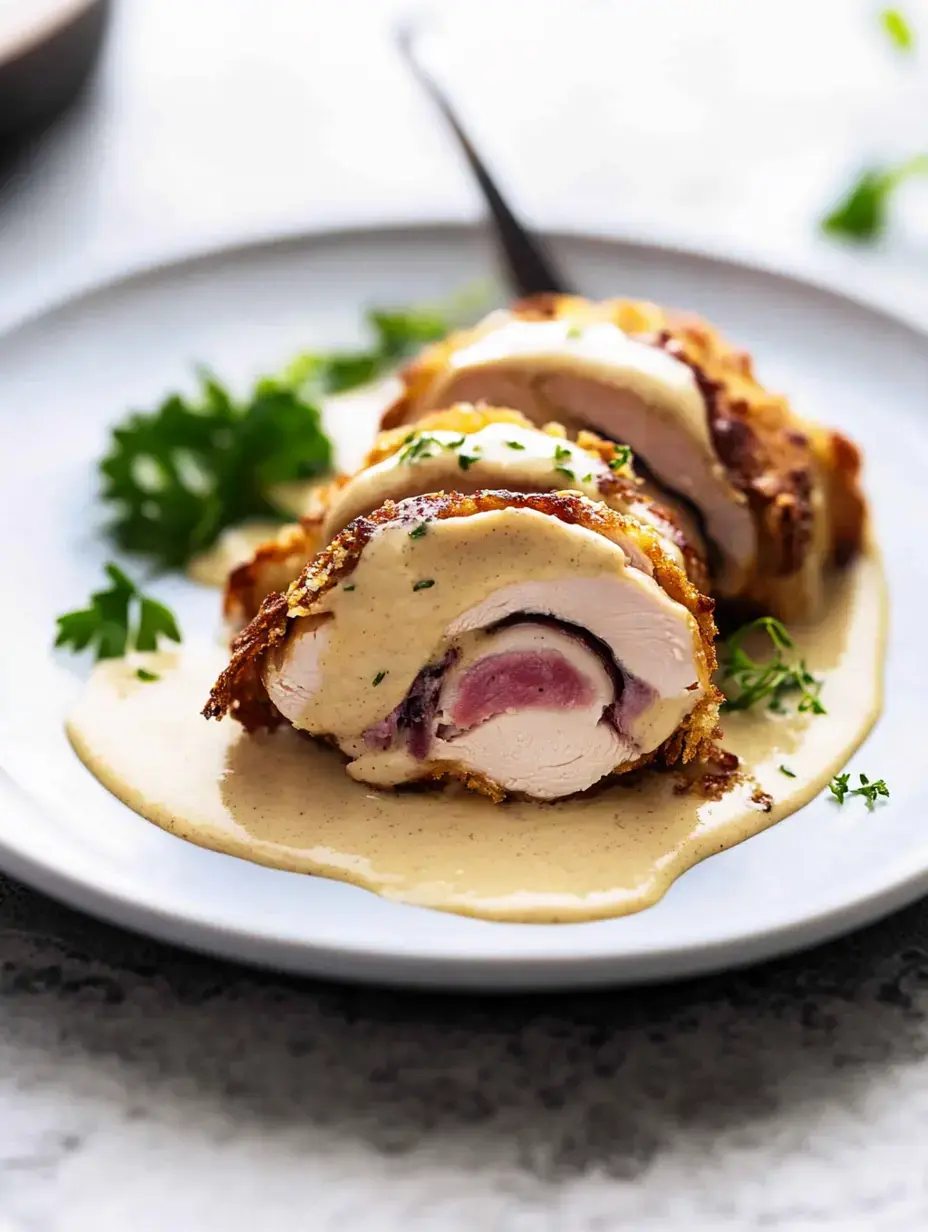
<box><xmin>205</xmin><ymin>490</ymin><xmax>720</xmax><ymax>802</ymax></box>
<box><xmin>223</xmin><ymin>405</ymin><xmax>707</xmax><ymax>629</ymax></box>
<box><xmin>381</xmin><ymin>295</ymin><xmax>867</xmax><ymax>621</ymax></box>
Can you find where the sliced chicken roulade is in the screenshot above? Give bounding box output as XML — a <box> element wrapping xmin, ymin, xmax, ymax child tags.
<box><xmin>205</xmin><ymin>491</ymin><xmax>720</xmax><ymax>802</ymax></box>
<box><xmin>224</xmin><ymin>405</ymin><xmax>707</xmax><ymax>629</ymax></box>
<box><xmin>381</xmin><ymin>296</ymin><xmax>867</xmax><ymax>621</ymax></box>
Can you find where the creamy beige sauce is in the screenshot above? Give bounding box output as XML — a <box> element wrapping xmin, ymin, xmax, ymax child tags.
<box><xmin>187</xmin><ymin>522</ymin><xmax>284</xmax><ymax>588</ymax></box>
<box><xmin>322</xmin><ymin>422</ymin><xmax>610</xmax><ymax>538</ymax></box>
<box><xmin>66</xmin><ymin>554</ymin><xmax>885</xmax><ymax>924</ymax></box>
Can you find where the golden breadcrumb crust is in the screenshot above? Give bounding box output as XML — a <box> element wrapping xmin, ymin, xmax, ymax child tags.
<box><xmin>204</xmin><ymin>490</ymin><xmax>722</xmax><ymax>799</ymax></box>
<box><xmin>381</xmin><ymin>294</ymin><xmax>867</xmax><ymax>585</ymax></box>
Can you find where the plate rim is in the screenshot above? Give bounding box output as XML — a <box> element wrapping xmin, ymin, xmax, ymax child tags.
<box><xmin>0</xmin><ymin>219</ymin><xmax>923</xmax><ymax>990</ymax></box>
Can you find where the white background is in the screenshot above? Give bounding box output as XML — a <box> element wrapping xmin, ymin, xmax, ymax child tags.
<box><xmin>1</xmin><ymin>0</ymin><xmax>927</xmax><ymax>334</ymax></box>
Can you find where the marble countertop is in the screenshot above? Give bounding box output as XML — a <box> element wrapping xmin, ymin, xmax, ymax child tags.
<box><xmin>2</xmin><ymin>1</ymin><xmax>928</xmax><ymax>1227</ymax></box>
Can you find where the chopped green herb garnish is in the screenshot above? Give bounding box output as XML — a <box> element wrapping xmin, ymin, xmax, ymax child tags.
<box><xmin>442</xmin><ymin>436</ymin><xmax>466</xmax><ymax>452</ymax></box>
<box><xmin>720</xmin><ymin>616</ymin><xmax>825</xmax><ymax>715</ymax></box>
<box><xmin>398</xmin><ymin>433</ymin><xmax>440</xmax><ymax>464</ymax></box>
<box><xmin>458</xmin><ymin>453</ymin><xmax>479</xmax><ymax>471</ymax></box>
<box><xmin>581</xmin><ymin>472</ymin><xmax>593</xmax><ymax>484</ymax></box>
<box><xmin>609</xmin><ymin>446</ymin><xmax>632</xmax><ymax>472</ymax></box>
<box><xmin>881</xmin><ymin>7</ymin><xmax>914</xmax><ymax>51</ymax></box>
<box><xmin>554</xmin><ymin>444</ymin><xmax>572</xmax><ymax>462</ymax></box>
<box><xmin>554</xmin><ymin>466</ymin><xmax>576</xmax><ymax>482</ymax></box>
<box><xmin>779</xmin><ymin>765</ymin><xmax>797</xmax><ymax>778</ymax></box>
<box><xmin>343</xmin><ymin>584</ymin><xmax>356</xmax><ymax>592</ymax></box>
<box><xmin>372</xmin><ymin>670</ymin><xmax>386</xmax><ymax>687</ymax></box>
<box><xmin>506</xmin><ymin>440</ymin><xmax>526</xmax><ymax>451</ymax></box>
<box><xmin>822</xmin><ymin>154</ymin><xmax>928</xmax><ymax>242</ymax></box>
<box><xmin>413</xmin><ymin>579</ymin><xmax>435</xmax><ymax>591</ymax></box>
<box><xmin>408</xmin><ymin>522</ymin><xmax>428</xmax><ymax>539</ymax></box>
<box><xmin>566</xmin><ymin>324</ymin><xmax>583</xmax><ymax>340</ymax></box>
<box><xmin>829</xmin><ymin>772</ymin><xmax>890</xmax><ymax>809</ymax></box>
<box><xmin>830</xmin><ymin>772</ymin><xmax>890</xmax><ymax>809</ymax></box>
<box><xmin>55</xmin><ymin>564</ymin><xmax>182</xmax><ymax>662</ymax></box>
<box><xmin>136</xmin><ymin>668</ymin><xmax>160</xmax><ymax>682</ymax></box>
<box><xmin>829</xmin><ymin>772</ymin><xmax>851</xmax><ymax>804</ymax></box>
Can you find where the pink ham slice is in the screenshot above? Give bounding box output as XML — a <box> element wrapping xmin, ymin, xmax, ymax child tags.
<box><xmin>447</xmin><ymin>646</ymin><xmax>598</xmax><ymax>731</ymax></box>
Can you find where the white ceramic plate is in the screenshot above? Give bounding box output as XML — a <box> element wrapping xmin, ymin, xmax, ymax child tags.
<box><xmin>0</xmin><ymin>224</ymin><xmax>924</xmax><ymax>990</ymax></box>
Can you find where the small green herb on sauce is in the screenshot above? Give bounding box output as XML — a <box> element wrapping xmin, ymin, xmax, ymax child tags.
<box><xmin>609</xmin><ymin>446</ymin><xmax>632</xmax><ymax>472</ymax></box>
<box><xmin>566</xmin><ymin>324</ymin><xmax>583</xmax><ymax>340</ymax></box>
<box><xmin>55</xmin><ymin>564</ymin><xmax>182</xmax><ymax>662</ymax></box>
<box><xmin>506</xmin><ymin>440</ymin><xmax>526</xmax><ymax>450</ymax></box>
<box><xmin>398</xmin><ymin>433</ymin><xmax>440</xmax><ymax>464</ymax></box>
<box><xmin>581</xmin><ymin>472</ymin><xmax>593</xmax><ymax>484</ymax></box>
<box><xmin>720</xmin><ymin>616</ymin><xmax>825</xmax><ymax>715</ymax></box>
<box><xmin>372</xmin><ymin>670</ymin><xmax>387</xmax><ymax>687</ymax></box>
<box><xmin>458</xmin><ymin>453</ymin><xmax>479</xmax><ymax>471</ymax></box>
<box><xmin>408</xmin><ymin>522</ymin><xmax>429</xmax><ymax>539</ymax></box>
<box><xmin>829</xmin><ymin>772</ymin><xmax>889</xmax><ymax>809</ymax></box>
<box><xmin>136</xmin><ymin>668</ymin><xmax>160</xmax><ymax>683</ymax></box>
<box><xmin>343</xmin><ymin>584</ymin><xmax>356</xmax><ymax>592</ymax></box>
<box><xmin>442</xmin><ymin>436</ymin><xmax>466</xmax><ymax>452</ymax></box>
<box><xmin>779</xmin><ymin>765</ymin><xmax>797</xmax><ymax>778</ymax></box>
<box><xmin>554</xmin><ymin>466</ymin><xmax>576</xmax><ymax>482</ymax></box>
<box><xmin>413</xmin><ymin>579</ymin><xmax>435</xmax><ymax>591</ymax></box>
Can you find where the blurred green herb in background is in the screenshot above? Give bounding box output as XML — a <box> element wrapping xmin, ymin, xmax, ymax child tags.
<box><xmin>823</xmin><ymin>155</ymin><xmax>928</xmax><ymax>241</ymax></box>
<box><xmin>881</xmin><ymin>7</ymin><xmax>915</xmax><ymax>52</ymax></box>
<box><xmin>822</xmin><ymin>8</ymin><xmax>925</xmax><ymax>241</ymax></box>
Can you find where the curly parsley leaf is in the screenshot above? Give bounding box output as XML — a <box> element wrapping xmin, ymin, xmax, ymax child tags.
<box><xmin>719</xmin><ymin>616</ymin><xmax>825</xmax><ymax>715</ymax></box>
<box><xmin>829</xmin><ymin>772</ymin><xmax>889</xmax><ymax>809</ymax></box>
<box><xmin>55</xmin><ymin>564</ymin><xmax>182</xmax><ymax>663</ymax></box>
<box><xmin>100</xmin><ymin>372</ymin><xmax>332</xmax><ymax>570</ymax></box>
<box><xmin>822</xmin><ymin>154</ymin><xmax>928</xmax><ymax>242</ymax></box>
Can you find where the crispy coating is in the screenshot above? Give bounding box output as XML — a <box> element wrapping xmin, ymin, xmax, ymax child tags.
<box><xmin>204</xmin><ymin>489</ymin><xmax>722</xmax><ymax>797</ymax></box>
<box><xmin>381</xmin><ymin>294</ymin><xmax>867</xmax><ymax>595</ymax></box>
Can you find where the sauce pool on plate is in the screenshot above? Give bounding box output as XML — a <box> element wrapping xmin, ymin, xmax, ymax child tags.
<box><xmin>65</xmin><ymin>554</ymin><xmax>886</xmax><ymax>923</ymax></box>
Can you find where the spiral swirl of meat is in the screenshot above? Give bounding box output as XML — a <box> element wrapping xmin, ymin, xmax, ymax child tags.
<box><xmin>223</xmin><ymin>406</ymin><xmax>707</xmax><ymax>629</ymax></box>
<box><xmin>381</xmin><ymin>296</ymin><xmax>867</xmax><ymax>621</ymax></box>
<box><xmin>205</xmin><ymin>491</ymin><xmax>720</xmax><ymax>802</ymax></box>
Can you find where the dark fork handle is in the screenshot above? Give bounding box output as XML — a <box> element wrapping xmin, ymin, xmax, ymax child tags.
<box><xmin>396</xmin><ymin>22</ymin><xmax>573</xmax><ymax>299</ymax></box>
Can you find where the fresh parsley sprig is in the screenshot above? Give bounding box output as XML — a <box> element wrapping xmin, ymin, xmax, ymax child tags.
<box><xmin>100</xmin><ymin>290</ymin><xmax>486</xmax><ymax>573</ymax></box>
<box><xmin>720</xmin><ymin>616</ymin><xmax>825</xmax><ymax>715</ymax></box>
<box><xmin>55</xmin><ymin>564</ymin><xmax>181</xmax><ymax>664</ymax></box>
<box><xmin>829</xmin><ymin>772</ymin><xmax>890</xmax><ymax>809</ymax></box>
<box><xmin>100</xmin><ymin>372</ymin><xmax>332</xmax><ymax>571</ymax></box>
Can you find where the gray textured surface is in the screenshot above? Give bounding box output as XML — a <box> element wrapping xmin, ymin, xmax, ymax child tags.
<box><xmin>2</xmin><ymin>874</ymin><xmax>928</xmax><ymax>1230</ymax></box>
